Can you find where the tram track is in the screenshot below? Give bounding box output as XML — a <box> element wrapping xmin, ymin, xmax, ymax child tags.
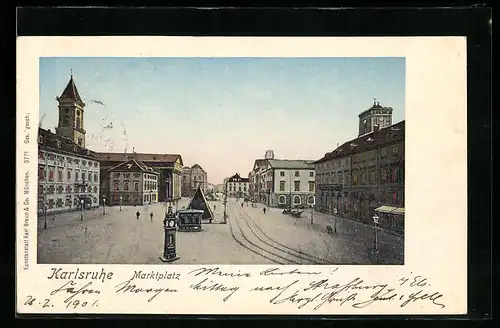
<box><xmin>228</xmin><ymin>203</ymin><xmax>328</xmax><ymax>265</ymax></box>
<box><xmin>239</xmin><ymin>208</ymin><xmax>331</xmax><ymax>265</ymax></box>
<box><xmin>227</xmin><ymin>207</ymin><xmax>287</xmax><ymax>265</ymax></box>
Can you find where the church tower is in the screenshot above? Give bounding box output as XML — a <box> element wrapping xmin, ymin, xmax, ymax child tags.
<box><xmin>358</xmin><ymin>98</ymin><xmax>393</xmax><ymax>136</ymax></box>
<box><xmin>55</xmin><ymin>73</ymin><xmax>87</xmax><ymax>148</ymax></box>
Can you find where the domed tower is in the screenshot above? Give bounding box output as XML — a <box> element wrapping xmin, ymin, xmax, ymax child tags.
<box><xmin>358</xmin><ymin>98</ymin><xmax>393</xmax><ymax>136</ymax></box>
<box><xmin>55</xmin><ymin>73</ymin><xmax>87</xmax><ymax>147</ymax></box>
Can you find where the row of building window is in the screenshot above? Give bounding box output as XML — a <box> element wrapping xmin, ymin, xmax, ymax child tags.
<box><xmin>316</xmin><ymin>167</ymin><xmax>403</xmax><ymax>185</ymax></box>
<box><xmin>279</xmin><ymin>171</ymin><xmax>314</xmax><ymax>177</ymax></box>
<box><xmin>279</xmin><ymin>181</ymin><xmax>315</xmax><ymax>192</ymax></box>
<box><xmin>40</xmin><ymin>196</ymin><xmax>98</xmax><ymax>210</ymax></box>
<box><xmin>112</xmin><ymin>172</ymin><xmax>147</xmax><ymax>179</ymax></box>
<box><xmin>111</xmin><ymin>193</ymin><xmax>157</xmax><ymax>202</ymax></box>
<box><xmin>39</xmin><ymin>184</ymin><xmax>98</xmax><ymax>194</ymax></box>
<box><xmin>318</xmin><ymin>147</ymin><xmax>400</xmax><ymax>170</ymax></box>
<box><xmin>318</xmin><ymin>190</ymin><xmax>403</xmax><ymax>206</ymax></box>
<box><xmin>228</xmin><ymin>185</ymin><xmax>247</xmax><ymax>192</ymax></box>
<box><xmin>39</xmin><ymin>152</ymin><xmax>98</xmax><ymax>167</ymax></box>
<box><xmin>38</xmin><ymin>165</ymin><xmax>99</xmax><ymax>183</ymax></box>
<box><xmin>278</xmin><ymin>195</ymin><xmax>315</xmax><ymax>205</ymax></box>
<box><xmin>112</xmin><ymin>181</ymin><xmax>157</xmax><ymax>192</ymax></box>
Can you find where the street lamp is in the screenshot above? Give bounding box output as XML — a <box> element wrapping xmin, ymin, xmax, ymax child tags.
<box><xmin>223</xmin><ymin>182</ymin><xmax>228</xmax><ymax>224</ymax></box>
<box><xmin>80</xmin><ymin>199</ymin><xmax>85</xmax><ymax>220</ymax></box>
<box><xmin>44</xmin><ymin>202</ymin><xmax>48</xmax><ymax>229</ymax></box>
<box><xmin>333</xmin><ymin>207</ymin><xmax>338</xmax><ymax>233</ymax></box>
<box><xmin>373</xmin><ymin>213</ymin><xmax>380</xmax><ymax>251</ymax></box>
<box><xmin>102</xmin><ymin>197</ymin><xmax>106</xmax><ymax>215</ymax></box>
<box><xmin>310</xmin><ymin>203</ymin><xmax>314</xmax><ymax>224</ymax></box>
<box><xmin>119</xmin><ymin>196</ymin><xmax>122</xmax><ymax>211</ymax></box>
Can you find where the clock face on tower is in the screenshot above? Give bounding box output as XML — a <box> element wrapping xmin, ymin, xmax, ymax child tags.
<box><xmin>168</xmin><ymin>219</ymin><xmax>175</xmax><ymax>227</ymax></box>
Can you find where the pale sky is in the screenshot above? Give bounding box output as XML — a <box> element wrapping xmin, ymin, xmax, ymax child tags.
<box><xmin>39</xmin><ymin>57</ymin><xmax>405</xmax><ymax>184</ymax></box>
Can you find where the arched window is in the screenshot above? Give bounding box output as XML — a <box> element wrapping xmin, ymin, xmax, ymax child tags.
<box><xmin>307</xmin><ymin>195</ymin><xmax>315</xmax><ymax>205</ymax></box>
<box><xmin>293</xmin><ymin>195</ymin><xmax>301</xmax><ymax>205</ymax></box>
<box><xmin>278</xmin><ymin>195</ymin><xmax>287</xmax><ymax>205</ymax></box>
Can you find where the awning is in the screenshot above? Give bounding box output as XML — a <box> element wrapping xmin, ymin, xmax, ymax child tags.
<box><xmin>374</xmin><ymin>206</ymin><xmax>398</xmax><ymax>213</ymax></box>
<box><xmin>392</xmin><ymin>207</ymin><xmax>405</xmax><ymax>215</ymax></box>
<box><xmin>375</xmin><ymin>206</ymin><xmax>405</xmax><ymax>215</ymax></box>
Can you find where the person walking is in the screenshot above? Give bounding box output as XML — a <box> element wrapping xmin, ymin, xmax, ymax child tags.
<box><xmin>263</xmin><ymin>207</ymin><xmax>266</xmax><ymax>215</ymax></box>
<box><xmin>150</xmin><ymin>212</ymin><xmax>154</xmax><ymax>221</ymax></box>
<box><xmin>136</xmin><ymin>210</ymin><xmax>140</xmax><ymax>220</ymax></box>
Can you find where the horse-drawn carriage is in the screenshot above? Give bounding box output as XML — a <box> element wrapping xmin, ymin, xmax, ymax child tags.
<box><xmin>282</xmin><ymin>207</ymin><xmax>303</xmax><ymax>218</ymax></box>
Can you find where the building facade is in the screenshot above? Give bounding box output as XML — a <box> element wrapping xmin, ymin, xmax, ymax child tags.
<box><xmin>107</xmin><ymin>158</ymin><xmax>159</xmax><ymax>206</ymax></box>
<box><xmin>181</xmin><ymin>166</ymin><xmax>191</xmax><ymax>197</ymax></box>
<box><xmin>96</xmin><ymin>152</ymin><xmax>183</xmax><ymax>204</ymax></box>
<box><xmin>315</xmin><ymin>120</ymin><xmax>405</xmax><ymax>225</ymax></box>
<box><xmin>225</xmin><ymin>173</ymin><xmax>250</xmax><ymax>198</ymax></box>
<box><xmin>358</xmin><ymin>99</ymin><xmax>393</xmax><ymax>137</ymax></box>
<box><xmin>190</xmin><ymin>164</ymin><xmax>208</xmax><ymax>196</ymax></box>
<box><xmin>248</xmin><ymin>159</ymin><xmax>269</xmax><ymax>203</ymax></box>
<box><xmin>37</xmin><ymin>75</ymin><xmax>100</xmax><ymax>214</ymax></box>
<box><xmin>258</xmin><ymin>160</ymin><xmax>316</xmax><ymax>208</ymax></box>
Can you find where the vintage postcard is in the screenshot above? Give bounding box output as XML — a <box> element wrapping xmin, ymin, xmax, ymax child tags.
<box><xmin>16</xmin><ymin>36</ymin><xmax>467</xmax><ymax>315</ymax></box>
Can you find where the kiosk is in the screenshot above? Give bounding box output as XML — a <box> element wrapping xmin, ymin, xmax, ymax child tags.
<box><xmin>178</xmin><ymin>209</ymin><xmax>204</xmax><ymax>232</ymax></box>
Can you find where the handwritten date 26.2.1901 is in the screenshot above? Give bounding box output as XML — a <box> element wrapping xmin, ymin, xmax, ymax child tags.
<box><xmin>24</xmin><ymin>295</ymin><xmax>99</xmax><ymax>310</ymax></box>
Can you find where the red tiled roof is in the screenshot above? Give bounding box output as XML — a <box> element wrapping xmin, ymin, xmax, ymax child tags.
<box><xmin>315</xmin><ymin>120</ymin><xmax>405</xmax><ymax>164</ymax></box>
<box><xmin>38</xmin><ymin>127</ymin><xmax>97</xmax><ymax>159</ymax></box>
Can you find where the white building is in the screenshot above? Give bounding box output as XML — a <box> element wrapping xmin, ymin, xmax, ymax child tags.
<box><xmin>225</xmin><ymin>173</ymin><xmax>249</xmax><ymax>198</ymax></box>
<box><xmin>38</xmin><ymin>128</ymin><xmax>100</xmax><ymax>213</ymax></box>
<box><xmin>37</xmin><ymin>74</ymin><xmax>100</xmax><ymax>214</ymax></box>
<box><xmin>259</xmin><ymin>159</ymin><xmax>316</xmax><ymax>208</ymax></box>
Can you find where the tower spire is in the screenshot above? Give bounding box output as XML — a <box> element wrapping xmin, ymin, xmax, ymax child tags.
<box><xmin>70</xmin><ymin>68</ymin><xmax>73</xmax><ymax>78</ymax></box>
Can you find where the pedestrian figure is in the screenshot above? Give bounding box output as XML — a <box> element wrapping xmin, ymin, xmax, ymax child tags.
<box><xmin>136</xmin><ymin>211</ymin><xmax>140</xmax><ymax>220</ymax></box>
<box><xmin>150</xmin><ymin>212</ymin><xmax>154</xmax><ymax>221</ymax></box>
<box><xmin>263</xmin><ymin>207</ymin><xmax>267</xmax><ymax>215</ymax></box>
<box><xmin>214</xmin><ymin>204</ymin><xmax>216</xmax><ymax>211</ymax></box>
<box><xmin>241</xmin><ymin>203</ymin><xmax>244</xmax><ymax>208</ymax></box>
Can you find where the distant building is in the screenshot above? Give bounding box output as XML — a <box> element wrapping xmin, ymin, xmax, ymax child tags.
<box><xmin>95</xmin><ymin>152</ymin><xmax>183</xmax><ymax>203</ymax></box>
<box><xmin>225</xmin><ymin>173</ymin><xmax>250</xmax><ymax>198</ymax></box>
<box><xmin>358</xmin><ymin>99</ymin><xmax>393</xmax><ymax>137</ymax></box>
<box><xmin>181</xmin><ymin>166</ymin><xmax>192</xmax><ymax>197</ymax></box>
<box><xmin>248</xmin><ymin>158</ymin><xmax>269</xmax><ymax>202</ymax></box>
<box><xmin>258</xmin><ymin>159</ymin><xmax>316</xmax><ymax>208</ymax></box>
<box><xmin>315</xmin><ymin>119</ymin><xmax>405</xmax><ymax>230</ymax></box>
<box><xmin>190</xmin><ymin>164</ymin><xmax>208</xmax><ymax>196</ymax></box>
<box><xmin>107</xmin><ymin>158</ymin><xmax>159</xmax><ymax>206</ymax></box>
<box><xmin>214</xmin><ymin>184</ymin><xmax>225</xmax><ymax>193</ymax></box>
<box><xmin>37</xmin><ymin>74</ymin><xmax>100</xmax><ymax>214</ymax></box>
<box><xmin>265</xmin><ymin>150</ymin><xmax>275</xmax><ymax>160</ymax></box>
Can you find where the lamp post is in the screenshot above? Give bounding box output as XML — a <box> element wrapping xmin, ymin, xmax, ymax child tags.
<box><xmin>223</xmin><ymin>182</ymin><xmax>228</xmax><ymax>224</ymax></box>
<box><xmin>373</xmin><ymin>214</ymin><xmax>380</xmax><ymax>251</ymax></box>
<box><xmin>333</xmin><ymin>207</ymin><xmax>338</xmax><ymax>233</ymax></box>
<box><xmin>119</xmin><ymin>196</ymin><xmax>122</xmax><ymax>211</ymax></box>
<box><xmin>44</xmin><ymin>202</ymin><xmax>48</xmax><ymax>229</ymax></box>
<box><xmin>80</xmin><ymin>199</ymin><xmax>85</xmax><ymax>220</ymax></box>
<box><xmin>310</xmin><ymin>203</ymin><xmax>314</xmax><ymax>224</ymax></box>
<box><xmin>336</xmin><ymin>194</ymin><xmax>340</xmax><ymax>233</ymax></box>
<box><xmin>102</xmin><ymin>197</ymin><xmax>106</xmax><ymax>215</ymax></box>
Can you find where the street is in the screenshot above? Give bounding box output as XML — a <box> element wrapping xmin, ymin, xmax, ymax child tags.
<box><xmin>37</xmin><ymin>198</ymin><xmax>403</xmax><ymax>265</ymax></box>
